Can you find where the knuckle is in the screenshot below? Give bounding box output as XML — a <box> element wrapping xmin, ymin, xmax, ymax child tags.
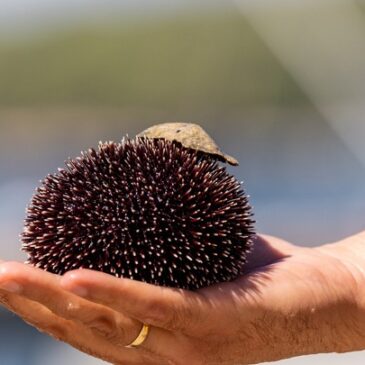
<box><xmin>103</xmin><ymin>326</ymin><xmax>126</xmax><ymax>347</ymax></box>
<box><xmin>0</xmin><ymin>292</ymin><xmax>10</xmax><ymax>305</ymax></box>
<box><xmin>161</xmin><ymin>304</ymin><xmax>194</xmax><ymax>331</ymax></box>
<box><xmin>0</xmin><ymin>293</ymin><xmax>17</xmax><ymax>313</ymax></box>
<box><xmin>145</xmin><ymin>305</ymin><xmax>183</xmax><ymax>331</ymax></box>
<box><xmin>42</xmin><ymin>323</ymin><xmax>70</xmax><ymax>341</ymax></box>
<box><xmin>90</xmin><ymin>313</ymin><xmax>117</xmax><ymax>333</ymax></box>
<box><xmin>88</xmin><ymin>313</ymin><xmax>127</xmax><ymax>345</ymax></box>
<box><xmin>161</xmin><ymin>310</ymin><xmax>181</xmax><ymax>330</ymax></box>
<box><xmin>143</xmin><ymin>292</ymin><xmax>199</xmax><ymax>331</ymax></box>
<box><xmin>64</xmin><ymin>300</ymin><xmax>82</xmax><ymax>317</ymax></box>
<box><xmin>63</xmin><ymin>300</ymin><xmax>129</xmax><ymax>346</ymax></box>
<box><xmin>145</xmin><ymin>298</ymin><xmax>167</xmax><ymax>322</ymax></box>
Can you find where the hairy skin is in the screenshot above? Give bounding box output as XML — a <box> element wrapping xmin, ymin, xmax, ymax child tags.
<box><xmin>0</xmin><ymin>233</ymin><xmax>365</xmax><ymax>365</ymax></box>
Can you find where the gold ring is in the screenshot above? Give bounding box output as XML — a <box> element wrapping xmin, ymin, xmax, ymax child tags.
<box><xmin>126</xmin><ymin>324</ymin><xmax>150</xmax><ymax>348</ymax></box>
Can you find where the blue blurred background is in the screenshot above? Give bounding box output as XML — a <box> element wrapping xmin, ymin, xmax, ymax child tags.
<box><xmin>1</xmin><ymin>0</ymin><xmax>365</xmax><ymax>364</ymax></box>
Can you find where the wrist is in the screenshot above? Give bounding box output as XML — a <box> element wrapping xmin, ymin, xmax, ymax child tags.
<box><xmin>316</xmin><ymin>234</ymin><xmax>365</xmax><ymax>352</ymax></box>
<box><xmin>319</xmin><ymin>233</ymin><xmax>365</xmax><ymax>307</ymax></box>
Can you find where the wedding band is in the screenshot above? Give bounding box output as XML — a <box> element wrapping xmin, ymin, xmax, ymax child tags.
<box><xmin>126</xmin><ymin>324</ymin><xmax>150</xmax><ymax>348</ymax></box>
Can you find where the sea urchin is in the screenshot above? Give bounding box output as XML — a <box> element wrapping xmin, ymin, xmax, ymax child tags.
<box><xmin>22</xmin><ymin>135</ymin><xmax>255</xmax><ymax>290</ymax></box>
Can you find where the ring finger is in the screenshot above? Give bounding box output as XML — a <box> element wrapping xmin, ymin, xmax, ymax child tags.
<box><xmin>0</xmin><ymin>289</ymin><xmax>148</xmax><ymax>365</ymax></box>
<box><xmin>0</xmin><ymin>262</ymin><xmax>170</xmax><ymax>357</ymax></box>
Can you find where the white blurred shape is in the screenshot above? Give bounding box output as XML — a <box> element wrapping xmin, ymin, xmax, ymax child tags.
<box><xmin>233</xmin><ymin>0</ymin><xmax>365</xmax><ymax>362</ymax></box>
<box><xmin>234</xmin><ymin>0</ymin><xmax>365</xmax><ymax>167</ymax></box>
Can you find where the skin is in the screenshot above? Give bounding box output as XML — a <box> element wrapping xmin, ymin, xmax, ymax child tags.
<box><xmin>0</xmin><ymin>233</ymin><xmax>365</xmax><ymax>365</ymax></box>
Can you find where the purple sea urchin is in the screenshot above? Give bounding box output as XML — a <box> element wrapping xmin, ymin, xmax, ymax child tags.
<box><xmin>22</xmin><ymin>136</ymin><xmax>255</xmax><ymax>290</ymax></box>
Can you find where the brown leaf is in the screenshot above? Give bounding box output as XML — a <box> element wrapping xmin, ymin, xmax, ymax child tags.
<box><xmin>137</xmin><ymin>122</ymin><xmax>239</xmax><ymax>166</ymax></box>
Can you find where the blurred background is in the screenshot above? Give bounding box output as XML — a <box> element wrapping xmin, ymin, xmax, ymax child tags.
<box><xmin>1</xmin><ymin>0</ymin><xmax>365</xmax><ymax>364</ymax></box>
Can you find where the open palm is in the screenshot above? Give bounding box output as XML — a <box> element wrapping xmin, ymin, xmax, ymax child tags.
<box><xmin>0</xmin><ymin>234</ymin><xmax>362</xmax><ymax>365</ymax></box>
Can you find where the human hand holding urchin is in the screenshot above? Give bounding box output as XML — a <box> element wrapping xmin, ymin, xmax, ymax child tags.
<box><xmin>1</xmin><ymin>124</ymin><xmax>364</xmax><ymax>365</ymax></box>
<box><xmin>21</xmin><ymin>122</ymin><xmax>255</xmax><ymax>290</ymax></box>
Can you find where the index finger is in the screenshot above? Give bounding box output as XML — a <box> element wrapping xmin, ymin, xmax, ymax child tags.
<box><xmin>61</xmin><ymin>269</ymin><xmax>210</xmax><ymax>335</ymax></box>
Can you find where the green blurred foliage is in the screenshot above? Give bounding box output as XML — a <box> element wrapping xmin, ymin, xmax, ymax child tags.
<box><xmin>0</xmin><ymin>10</ymin><xmax>306</xmax><ymax>109</ymax></box>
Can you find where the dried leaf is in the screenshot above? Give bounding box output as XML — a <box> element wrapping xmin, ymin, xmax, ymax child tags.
<box><xmin>137</xmin><ymin>122</ymin><xmax>239</xmax><ymax>166</ymax></box>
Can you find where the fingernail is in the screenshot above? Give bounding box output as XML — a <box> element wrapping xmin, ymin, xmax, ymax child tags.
<box><xmin>68</xmin><ymin>285</ymin><xmax>88</xmax><ymax>298</ymax></box>
<box><xmin>0</xmin><ymin>281</ymin><xmax>22</xmax><ymax>293</ymax></box>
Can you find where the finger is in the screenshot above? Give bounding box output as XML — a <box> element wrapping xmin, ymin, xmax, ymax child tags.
<box><xmin>0</xmin><ymin>262</ymin><xmax>142</xmax><ymax>345</ymax></box>
<box><xmin>0</xmin><ymin>290</ymin><xmax>148</xmax><ymax>365</ymax></box>
<box><xmin>61</xmin><ymin>269</ymin><xmax>209</xmax><ymax>334</ymax></box>
<box><xmin>0</xmin><ymin>262</ymin><xmax>174</xmax><ymax>357</ymax></box>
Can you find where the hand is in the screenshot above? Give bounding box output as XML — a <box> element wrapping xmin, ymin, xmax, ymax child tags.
<box><xmin>0</xmin><ymin>234</ymin><xmax>364</xmax><ymax>365</ymax></box>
